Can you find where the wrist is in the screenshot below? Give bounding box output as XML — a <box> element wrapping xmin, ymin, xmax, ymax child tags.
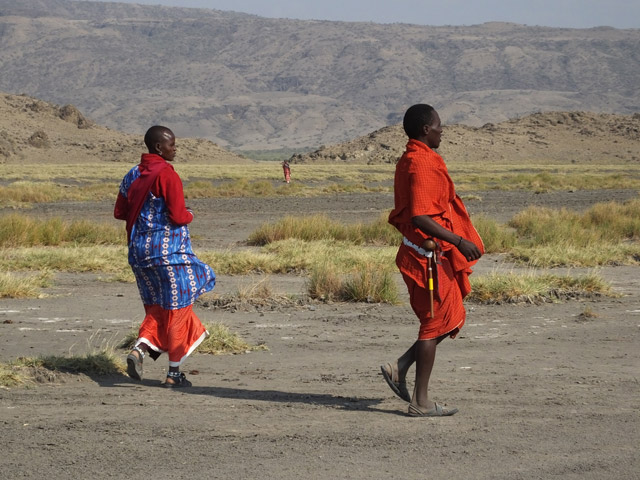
<box><xmin>456</xmin><ymin>236</ymin><xmax>463</xmax><ymax>247</ymax></box>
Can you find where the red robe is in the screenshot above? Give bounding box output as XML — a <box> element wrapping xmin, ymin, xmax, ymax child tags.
<box><xmin>389</xmin><ymin>139</ymin><xmax>484</xmax><ymax>340</ymax></box>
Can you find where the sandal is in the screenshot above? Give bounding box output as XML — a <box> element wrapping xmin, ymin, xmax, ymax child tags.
<box><xmin>380</xmin><ymin>363</ymin><xmax>411</xmax><ymax>402</ymax></box>
<box><xmin>126</xmin><ymin>346</ymin><xmax>144</xmax><ymax>381</ymax></box>
<box><xmin>408</xmin><ymin>402</ymin><xmax>458</xmax><ymax>417</ymax></box>
<box><xmin>164</xmin><ymin>372</ymin><xmax>192</xmax><ymax>388</ymax></box>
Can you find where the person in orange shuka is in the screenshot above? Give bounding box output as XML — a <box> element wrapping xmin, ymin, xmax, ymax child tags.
<box><xmin>381</xmin><ymin>104</ymin><xmax>484</xmax><ymax>416</ymax></box>
<box><xmin>282</xmin><ymin>160</ymin><xmax>291</xmax><ymax>183</ymax></box>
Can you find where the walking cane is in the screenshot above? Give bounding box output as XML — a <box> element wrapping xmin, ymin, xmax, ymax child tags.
<box><xmin>423</xmin><ymin>239</ymin><xmax>437</xmax><ymax>317</ymax></box>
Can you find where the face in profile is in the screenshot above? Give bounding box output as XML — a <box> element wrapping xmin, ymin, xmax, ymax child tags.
<box><xmin>156</xmin><ymin>131</ymin><xmax>177</xmax><ymax>161</ymax></box>
<box><xmin>424</xmin><ymin>111</ymin><xmax>442</xmax><ymax>150</ymax></box>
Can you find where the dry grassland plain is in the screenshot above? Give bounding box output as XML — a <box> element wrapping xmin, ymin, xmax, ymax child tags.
<box><xmin>1</xmin><ymin>143</ymin><xmax>639</xmax><ymax>478</ymax></box>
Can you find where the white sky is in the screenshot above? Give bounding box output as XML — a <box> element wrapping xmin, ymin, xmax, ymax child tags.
<box><xmin>89</xmin><ymin>0</ymin><xmax>640</xmax><ymax>28</ymax></box>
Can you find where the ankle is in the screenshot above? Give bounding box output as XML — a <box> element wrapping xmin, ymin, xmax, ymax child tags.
<box><xmin>131</xmin><ymin>345</ymin><xmax>145</xmax><ymax>359</ymax></box>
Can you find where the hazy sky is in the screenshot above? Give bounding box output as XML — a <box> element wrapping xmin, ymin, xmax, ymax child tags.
<box><xmin>91</xmin><ymin>0</ymin><xmax>640</xmax><ymax>29</ymax></box>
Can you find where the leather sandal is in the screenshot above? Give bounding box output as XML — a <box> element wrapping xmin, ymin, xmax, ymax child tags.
<box><xmin>408</xmin><ymin>402</ymin><xmax>458</xmax><ymax>417</ymax></box>
<box><xmin>126</xmin><ymin>346</ymin><xmax>144</xmax><ymax>381</ymax></box>
<box><xmin>380</xmin><ymin>363</ymin><xmax>411</xmax><ymax>402</ymax></box>
<box><xmin>164</xmin><ymin>372</ymin><xmax>192</xmax><ymax>388</ymax></box>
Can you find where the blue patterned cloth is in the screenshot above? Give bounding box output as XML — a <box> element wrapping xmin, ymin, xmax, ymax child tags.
<box><xmin>119</xmin><ymin>166</ymin><xmax>216</xmax><ymax>309</ymax></box>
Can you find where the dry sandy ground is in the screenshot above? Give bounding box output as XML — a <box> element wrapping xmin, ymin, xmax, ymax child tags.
<box><xmin>1</xmin><ymin>191</ymin><xmax>639</xmax><ymax>480</ymax></box>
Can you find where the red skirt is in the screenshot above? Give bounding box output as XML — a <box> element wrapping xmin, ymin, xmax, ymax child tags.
<box><xmin>401</xmin><ymin>254</ymin><xmax>466</xmax><ymax>340</ymax></box>
<box><xmin>136</xmin><ymin>304</ymin><xmax>207</xmax><ymax>367</ymax></box>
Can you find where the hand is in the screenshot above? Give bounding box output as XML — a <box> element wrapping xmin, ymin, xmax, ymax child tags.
<box><xmin>457</xmin><ymin>238</ymin><xmax>482</xmax><ymax>262</ymax></box>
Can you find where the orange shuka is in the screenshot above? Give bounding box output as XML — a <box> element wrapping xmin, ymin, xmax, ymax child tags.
<box><xmin>389</xmin><ymin>139</ymin><xmax>484</xmax><ymax>340</ymax></box>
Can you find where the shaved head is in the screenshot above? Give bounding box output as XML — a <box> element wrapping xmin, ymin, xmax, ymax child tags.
<box><xmin>403</xmin><ymin>104</ymin><xmax>437</xmax><ymax>139</ymax></box>
<box><xmin>144</xmin><ymin>126</ymin><xmax>174</xmax><ymax>152</ymax></box>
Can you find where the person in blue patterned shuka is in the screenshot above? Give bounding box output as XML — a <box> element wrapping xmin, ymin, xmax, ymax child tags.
<box><xmin>114</xmin><ymin>126</ymin><xmax>216</xmax><ymax>388</ymax></box>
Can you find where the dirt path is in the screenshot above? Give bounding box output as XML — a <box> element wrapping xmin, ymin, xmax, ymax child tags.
<box><xmin>1</xmin><ymin>191</ymin><xmax>639</xmax><ymax>479</ymax></box>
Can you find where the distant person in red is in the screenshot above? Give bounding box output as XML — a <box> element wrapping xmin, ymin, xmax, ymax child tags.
<box><xmin>114</xmin><ymin>126</ymin><xmax>216</xmax><ymax>387</ymax></box>
<box><xmin>381</xmin><ymin>104</ymin><xmax>483</xmax><ymax>416</ymax></box>
<box><xmin>282</xmin><ymin>160</ymin><xmax>291</xmax><ymax>183</ymax></box>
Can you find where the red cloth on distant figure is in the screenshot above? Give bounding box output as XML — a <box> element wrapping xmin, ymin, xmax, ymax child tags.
<box><xmin>282</xmin><ymin>161</ymin><xmax>291</xmax><ymax>183</ymax></box>
<box><xmin>389</xmin><ymin>139</ymin><xmax>483</xmax><ymax>340</ymax></box>
<box><xmin>136</xmin><ymin>304</ymin><xmax>207</xmax><ymax>367</ymax></box>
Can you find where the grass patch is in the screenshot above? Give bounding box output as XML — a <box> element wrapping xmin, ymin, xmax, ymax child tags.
<box><xmin>0</xmin><ymin>246</ymin><xmax>129</xmax><ymax>273</ymax></box>
<box><xmin>199</xmin><ymin>249</ymin><xmax>302</xmax><ymax>275</ymax></box>
<box><xmin>0</xmin><ymin>181</ymin><xmax>116</xmax><ymax>206</ymax></box>
<box><xmin>472</xmin><ymin>214</ymin><xmax>517</xmax><ymax>253</ymax></box>
<box><xmin>201</xmin><ymin>240</ymin><xmax>396</xmax><ymax>276</ymax></box>
<box><xmin>262</xmin><ymin>239</ymin><xmax>397</xmax><ymax>273</ymax></box>
<box><xmin>509</xmin><ymin>243</ymin><xmax>640</xmax><ymax>267</ymax></box>
<box><xmin>3</xmin><ymin>164</ymin><xmax>639</xmax><ymax>207</ymax></box>
<box><xmin>0</xmin><ymin>241</ymin><xmax>396</xmax><ymax>280</ymax></box>
<box><xmin>505</xmin><ymin>198</ymin><xmax>640</xmax><ymax>266</ymax></box>
<box><xmin>468</xmin><ymin>271</ymin><xmax>616</xmax><ymax>304</ymax></box>
<box><xmin>235</xmin><ymin>275</ymin><xmax>275</xmax><ymax>302</ymax></box>
<box><xmin>247</xmin><ymin>213</ymin><xmax>400</xmax><ymax>246</ymax></box>
<box><xmin>198</xmin><ymin>323</ymin><xmax>267</xmax><ymax>354</ymax></box>
<box><xmin>0</xmin><ymin>351</ymin><xmax>126</xmax><ymax>388</ymax></box>
<box><xmin>509</xmin><ymin>199</ymin><xmax>640</xmax><ymax>246</ymax></box>
<box><xmin>308</xmin><ymin>262</ymin><xmax>399</xmax><ymax>303</ymax></box>
<box><xmin>0</xmin><ymin>215</ymin><xmax>123</xmax><ymax>247</ymax></box>
<box><xmin>452</xmin><ymin>169</ymin><xmax>640</xmax><ymax>192</ymax></box>
<box><xmin>0</xmin><ymin>271</ymin><xmax>52</xmax><ymax>298</ymax></box>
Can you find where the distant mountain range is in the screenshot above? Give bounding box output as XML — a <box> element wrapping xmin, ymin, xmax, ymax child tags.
<box><xmin>2</xmin><ymin>91</ymin><xmax>638</xmax><ymax>168</ymax></box>
<box><xmin>1</xmin><ymin>0</ymin><xmax>639</xmax><ymax>151</ymax></box>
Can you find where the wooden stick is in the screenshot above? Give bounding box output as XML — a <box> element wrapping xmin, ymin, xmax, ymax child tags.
<box><xmin>427</xmin><ymin>255</ymin><xmax>434</xmax><ymax>317</ymax></box>
<box><xmin>423</xmin><ymin>239</ymin><xmax>436</xmax><ymax>317</ymax></box>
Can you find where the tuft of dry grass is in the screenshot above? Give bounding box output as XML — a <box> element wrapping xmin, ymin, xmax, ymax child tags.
<box><xmin>468</xmin><ymin>271</ymin><xmax>615</xmax><ymax>304</ymax></box>
<box><xmin>509</xmin><ymin>199</ymin><xmax>640</xmax><ymax>247</ymax></box>
<box><xmin>471</xmin><ymin>214</ymin><xmax>517</xmax><ymax>253</ymax></box>
<box><xmin>198</xmin><ymin>323</ymin><xmax>267</xmax><ymax>355</ymax></box>
<box><xmin>247</xmin><ymin>213</ymin><xmax>400</xmax><ymax>246</ymax></box>
<box><xmin>0</xmin><ymin>214</ymin><xmax>123</xmax><ymax>247</ymax></box>
<box><xmin>308</xmin><ymin>262</ymin><xmax>399</xmax><ymax>304</ymax></box>
<box><xmin>0</xmin><ymin>246</ymin><xmax>129</xmax><ymax>273</ymax></box>
<box><xmin>505</xmin><ymin>198</ymin><xmax>640</xmax><ymax>266</ymax></box>
<box><xmin>235</xmin><ymin>275</ymin><xmax>274</xmax><ymax>301</ymax></box>
<box><xmin>0</xmin><ymin>351</ymin><xmax>126</xmax><ymax>388</ymax></box>
<box><xmin>0</xmin><ymin>181</ymin><xmax>116</xmax><ymax>206</ymax></box>
<box><xmin>0</xmin><ymin>271</ymin><xmax>52</xmax><ymax>298</ymax></box>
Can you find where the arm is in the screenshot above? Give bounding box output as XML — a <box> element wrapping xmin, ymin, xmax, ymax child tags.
<box><xmin>114</xmin><ymin>192</ymin><xmax>128</xmax><ymax>220</ymax></box>
<box><xmin>412</xmin><ymin>214</ymin><xmax>482</xmax><ymax>262</ymax></box>
<box><xmin>155</xmin><ymin>168</ymin><xmax>194</xmax><ymax>226</ymax></box>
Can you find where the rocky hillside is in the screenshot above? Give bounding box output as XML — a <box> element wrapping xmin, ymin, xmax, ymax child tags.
<box><xmin>0</xmin><ymin>93</ymin><xmax>252</xmax><ymax>164</ymax></box>
<box><xmin>290</xmin><ymin>111</ymin><xmax>640</xmax><ymax>165</ymax></box>
<box><xmin>0</xmin><ymin>0</ymin><xmax>639</xmax><ymax>151</ymax></box>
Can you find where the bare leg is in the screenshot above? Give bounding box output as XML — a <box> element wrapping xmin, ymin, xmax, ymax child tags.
<box><xmin>381</xmin><ymin>342</ymin><xmax>416</xmax><ymax>402</ymax></box>
<box><xmin>412</xmin><ymin>338</ymin><xmax>438</xmax><ymax>410</ymax></box>
<box><xmin>396</xmin><ymin>341</ymin><xmax>418</xmax><ymax>382</ymax></box>
<box><xmin>397</xmin><ymin>334</ymin><xmax>445</xmax><ymax>382</ymax></box>
<box><xmin>382</xmin><ymin>337</ymin><xmax>445</xmax><ymax>403</ymax></box>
